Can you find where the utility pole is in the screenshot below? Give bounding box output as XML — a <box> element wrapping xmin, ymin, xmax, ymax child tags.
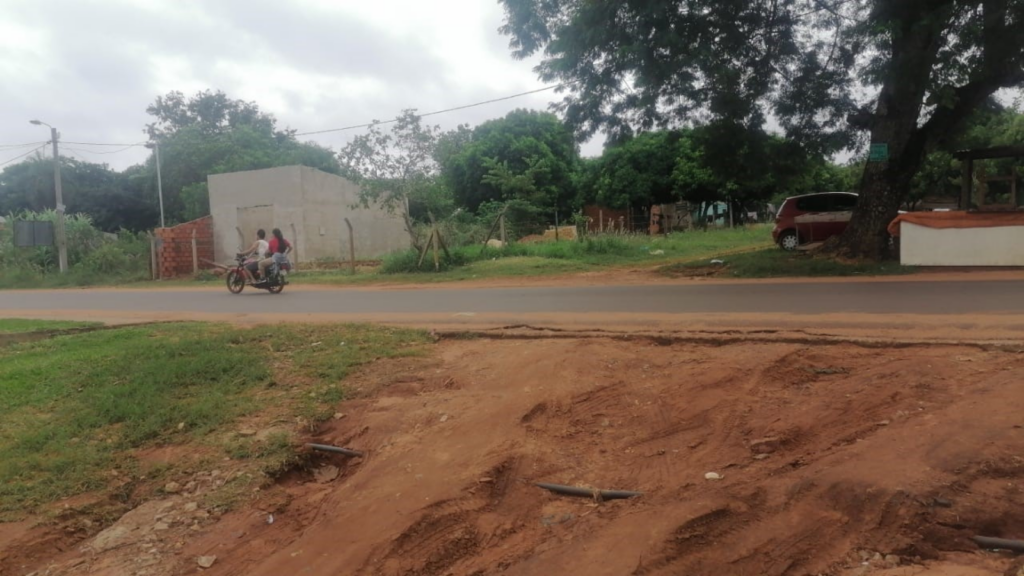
<box><xmin>146</xmin><ymin>140</ymin><xmax>165</xmax><ymax>228</ymax></box>
<box><xmin>30</xmin><ymin>120</ymin><xmax>68</xmax><ymax>273</ymax></box>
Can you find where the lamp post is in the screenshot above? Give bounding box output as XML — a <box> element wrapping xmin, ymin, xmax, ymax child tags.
<box><xmin>29</xmin><ymin>119</ymin><xmax>68</xmax><ymax>273</ymax></box>
<box><xmin>145</xmin><ymin>140</ymin><xmax>165</xmax><ymax>228</ymax></box>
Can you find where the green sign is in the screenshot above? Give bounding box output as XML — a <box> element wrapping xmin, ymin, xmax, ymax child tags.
<box><xmin>869</xmin><ymin>143</ymin><xmax>889</xmax><ymax>162</ymax></box>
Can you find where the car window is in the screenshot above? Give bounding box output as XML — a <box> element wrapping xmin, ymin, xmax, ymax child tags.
<box><xmin>831</xmin><ymin>194</ymin><xmax>858</xmax><ymax>211</ymax></box>
<box><xmin>795</xmin><ymin>195</ymin><xmax>830</xmax><ymax>212</ymax></box>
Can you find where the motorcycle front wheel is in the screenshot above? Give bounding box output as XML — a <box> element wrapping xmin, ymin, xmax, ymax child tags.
<box><xmin>226</xmin><ymin>271</ymin><xmax>246</xmax><ymax>294</ymax></box>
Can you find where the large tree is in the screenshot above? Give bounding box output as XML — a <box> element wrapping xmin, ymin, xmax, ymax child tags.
<box><xmin>440</xmin><ymin>109</ymin><xmax>579</xmax><ymax>212</ymax></box>
<box><xmin>498</xmin><ymin>0</ymin><xmax>1024</xmax><ymax>258</ymax></box>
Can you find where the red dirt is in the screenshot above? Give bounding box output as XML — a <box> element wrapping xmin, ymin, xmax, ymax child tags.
<box><xmin>7</xmin><ymin>337</ymin><xmax>1024</xmax><ymax>575</ymax></box>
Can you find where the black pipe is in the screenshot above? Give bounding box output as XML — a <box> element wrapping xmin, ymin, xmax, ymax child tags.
<box><xmin>972</xmin><ymin>536</ymin><xmax>1024</xmax><ymax>553</ymax></box>
<box><xmin>535</xmin><ymin>482</ymin><xmax>642</xmax><ymax>501</ymax></box>
<box><xmin>306</xmin><ymin>443</ymin><xmax>364</xmax><ymax>457</ymax></box>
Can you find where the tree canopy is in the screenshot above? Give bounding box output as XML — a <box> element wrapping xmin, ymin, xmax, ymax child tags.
<box><xmin>498</xmin><ymin>0</ymin><xmax>1024</xmax><ymax>258</ymax></box>
<box><xmin>440</xmin><ymin>109</ymin><xmax>579</xmax><ymax>212</ymax></box>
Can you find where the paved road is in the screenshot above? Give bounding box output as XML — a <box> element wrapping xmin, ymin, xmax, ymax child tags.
<box><xmin>0</xmin><ymin>280</ymin><xmax>1021</xmax><ymax>316</ymax></box>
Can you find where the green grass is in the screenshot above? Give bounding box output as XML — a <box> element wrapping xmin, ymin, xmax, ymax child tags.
<box><xmin>0</xmin><ymin>318</ymin><xmax>101</xmax><ymax>334</ymax></box>
<box><xmin>0</xmin><ymin>322</ymin><xmax>428</xmax><ymax>518</ymax></box>
<box><xmin>661</xmin><ymin>248</ymin><xmax>912</xmax><ymax>279</ymax></box>
<box><xmin>280</xmin><ymin>226</ymin><xmax>773</xmax><ymax>285</ymax></box>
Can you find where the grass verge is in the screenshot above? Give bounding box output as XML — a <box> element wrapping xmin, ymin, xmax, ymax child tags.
<box><xmin>0</xmin><ymin>322</ymin><xmax>429</xmax><ymax>520</ymax></box>
<box><xmin>0</xmin><ymin>318</ymin><xmax>101</xmax><ymax>334</ymax></box>
<box><xmin>660</xmin><ymin>248</ymin><xmax>912</xmax><ymax>279</ymax></box>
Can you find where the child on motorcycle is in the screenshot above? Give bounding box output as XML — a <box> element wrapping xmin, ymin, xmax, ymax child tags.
<box><xmin>238</xmin><ymin>229</ymin><xmax>269</xmax><ymax>280</ymax></box>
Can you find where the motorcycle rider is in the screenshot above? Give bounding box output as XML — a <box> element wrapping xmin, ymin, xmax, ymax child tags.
<box><xmin>238</xmin><ymin>229</ymin><xmax>269</xmax><ymax>280</ymax></box>
<box><xmin>258</xmin><ymin>228</ymin><xmax>292</xmax><ymax>279</ymax></box>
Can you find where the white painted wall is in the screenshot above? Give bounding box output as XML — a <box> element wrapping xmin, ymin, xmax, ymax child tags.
<box><xmin>900</xmin><ymin>222</ymin><xmax>1024</xmax><ymax>266</ymax></box>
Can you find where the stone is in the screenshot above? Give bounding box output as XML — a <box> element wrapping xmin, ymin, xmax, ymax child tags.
<box><xmin>486</xmin><ymin>239</ymin><xmax>505</xmax><ymax>249</ymax></box>
<box><xmin>183</xmin><ymin>502</ymin><xmax>198</xmax><ymax>512</ymax></box>
<box><xmin>439</xmin><ymin>414</ymin><xmax>450</xmax><ymax>423</ymax></box>
<box><xmin>884</xmin><ymin>554</ymin><xmax>900</xmax><ymax>567</ymax></box>
<box><xmin>333</xmin><ymin>412</ymin><xmax>346</xmax><ymax>420</ymax></box>
<box><xmin>197</xmin><ymin>555</ymin><xmax>217</xmax><ymax>568</ymax></box>
<box><xmin>704</xmin><ymin>472</ymin><xmax>723</xmax><ymax>481</ymax></box>
<box><xmin>750</xmin><ymin>437</ymin><xmax>781</xmax><ymax>455</ymax></box>
<box><xmin>754</xmin><ymin>454</ymin><xmax>770</xmax><ymax>461</ymax></box>
<box><xmin>314</xmin><ymin>465</ymin><xmax>340</xmax><ymax>484</ymax></box>
<box><xmin>164</xmin><ymin>482</ymin><xmax>182</xmax><ymax>494</ymax></box>
<box><xmin>238</xmin><ymin>429</ymin><xmax>257</xmax><ymax>437</ymax></box>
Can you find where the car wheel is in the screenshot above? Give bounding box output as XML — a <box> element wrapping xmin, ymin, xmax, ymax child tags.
<box><xmin>778</xmin><ymin>230</ymin><xmax>799</xmax><ymax>251</ymax></box>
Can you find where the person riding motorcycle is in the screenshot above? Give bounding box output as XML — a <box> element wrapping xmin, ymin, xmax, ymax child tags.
<box><xmin>238</xmin><ymin>229</ymin><xmax>269</xmax><ymax>280</ymax></box>
<box><xmin>258</xmin><ymin>228</ymin><xmax>292</xmax><ymax>279</ymax></box>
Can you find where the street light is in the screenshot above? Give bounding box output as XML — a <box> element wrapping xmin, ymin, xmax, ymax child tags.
<box><xmin>29</xmin><ymin>119</ymin><xmax>68</xmax><ymax>273</ymax></box>
<box><xmin>144</xmin><ymin>140</ymin><xmax>165</xmax><ymax>228</ymax></box>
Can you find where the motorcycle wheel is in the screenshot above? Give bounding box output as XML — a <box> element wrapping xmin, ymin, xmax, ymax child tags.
<box><xmin>226</xmin><ymin>271</ymin><xmax>246</xmax><ymax>294</ymax></box>
<box><xmin>267</xmin><ymin>281</ymin><xmax>285</xmax><ymax>294</ymax></box>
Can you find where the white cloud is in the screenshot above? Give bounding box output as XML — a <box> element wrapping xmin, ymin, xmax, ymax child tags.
<box><xmin>0</xmin><ymin>0</ymin><xmax>604</xmax><ymax>172</ymax></box>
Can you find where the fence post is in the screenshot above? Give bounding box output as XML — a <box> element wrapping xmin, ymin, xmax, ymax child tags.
<box><xmin>499</xmin><ymin>213</ymin><xmax>507</xmax><ymax>244</ymax></box>
<box><xmin>344</xmin><ymin>218</ymin><xmax>356</xmax><ymax>275</ymax></box>
<box><xmin>290</xmin><ymin>223</ymin><xmax>299</xmax><ymax>270</ymax></box>
<box><xmin>149</xmin><ymin>233</ymin><xmax>157</xmax><ymax>281</ymax></box>
<box><xmin>599</xmin><ymin>210</ymin><xmax>604</xmax><ymax>233</ymax></box>
<box><xmin>554</xmin><ymin>210</ymin><xmax>560</xmax><ymax>242</ymax></box>
<box><xmin>191</xmin><ymin>229</ymin><xmax>198</xmax><ymax>275</ymax></box>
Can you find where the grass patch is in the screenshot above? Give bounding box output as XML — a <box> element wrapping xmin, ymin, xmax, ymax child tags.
<box><xmin>288</xmin><ymin>226</ymin><xmax>773</xmax><ymax>285</ymax></box>
<box><xmin>0</xmin><ymin>322</ymin><xmax>428</xmax><ymax>518</ymax></box>
<box><xmin>661</xmin><ymin>248</ymin><xmax>912</xmax><ymax>279</ymax></box>
<box><xmin>0</xmin><ymin>318</ymin><xmax>101</xmax><ymax>334</ymax></box>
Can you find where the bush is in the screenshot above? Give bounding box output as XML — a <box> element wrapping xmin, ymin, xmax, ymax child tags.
<box><xmin>381</xmin><ymin>247</ymin><xmax>468</xmax><ymax>274</ymax></box>
<box><xmin>0</xmin><ymin>211</ymin><xmax>151</xmax><ymax>288</ymax></box>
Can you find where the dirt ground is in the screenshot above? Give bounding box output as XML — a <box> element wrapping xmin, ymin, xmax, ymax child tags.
<box><xmin>6</xmin><ymin>335</ymin><xmax>1024</xmax><ymax>576</ymax></box>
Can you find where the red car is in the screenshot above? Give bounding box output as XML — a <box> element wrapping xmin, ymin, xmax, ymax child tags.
<box><xmin>772</xmin><ymin>192</ymin><xmax>858</xmax><ymax>250</ymax></box>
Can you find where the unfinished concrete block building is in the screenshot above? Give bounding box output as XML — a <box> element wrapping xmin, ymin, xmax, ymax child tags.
<box><xmin>208</xmin><ymin>166</ymin><xmax>409</xmax><ymax>265</ymax></box>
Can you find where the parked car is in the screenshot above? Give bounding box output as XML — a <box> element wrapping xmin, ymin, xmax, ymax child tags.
<box><xmin>772</xmin><ymin>192</ymin><xmax>858</xmax><ymax>250</ymax></box>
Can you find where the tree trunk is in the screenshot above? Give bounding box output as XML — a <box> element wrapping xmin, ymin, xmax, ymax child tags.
<box><xmin>828</xmin><ymin>5</ymin><xmax>950</xmax><ymax>260</ymax></box>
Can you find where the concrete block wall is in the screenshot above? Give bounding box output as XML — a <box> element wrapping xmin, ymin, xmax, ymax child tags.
<box><xmin>155</xmin><ymin>216</ymin><xmax>215</xmax><ymax>278</ymax></box>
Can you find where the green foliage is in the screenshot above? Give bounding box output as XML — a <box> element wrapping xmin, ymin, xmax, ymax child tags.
<box><xmin>0</xmin><ymin>210</ymin><xmax>150</xmax><ymax>287</ymax></box>
<box><xmin>441</xmin><ymin>109</ymin><xmax>579</xmax><ymax>212</ymax></box>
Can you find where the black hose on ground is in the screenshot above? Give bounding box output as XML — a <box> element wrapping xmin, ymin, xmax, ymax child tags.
<box><xmin>535</xmin><ymin>482</ymin><xmax>642</xmax><ymax>500</ymax></box>
<box><xmin>306</xmin><ymin>443</ymin><xmax>364</xmax><ymax>457</ymax></box>
<box><xmin>972</xmin><ymin>536</ymin><xmax>1024</xmax><ymax>553</ymax></box>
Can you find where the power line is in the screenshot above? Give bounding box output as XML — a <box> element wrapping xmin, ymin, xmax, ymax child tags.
<box><xmin>0</xmin><ymin>138</ymin><xmax>47</xmax><ymax>147</ymax></box>
<box><xmin>0</xmin><ymin>84</ymin><xmax>572</xmax><ymax>148</ymax></box>
<box><xmin>0</xmin><ymin>144</ymin><xmax>48</xmax><ymax>168</ymax></box>
<box><xmin>294</xmin><ymin>84</ymin><xmax>567</xmax><ymax>136</ymax></box>
<box><xmin>63</xmin><ymin>143</ymin><xmax>145</xmax><ymax>155</ymax></box>
<box><xmin>62</xmin><ymin>140</ymin><xmax>143</xmax><ymax>147</ymax></box>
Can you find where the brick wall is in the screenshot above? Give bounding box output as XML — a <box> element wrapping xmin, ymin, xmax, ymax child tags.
<box><xmin>155</xmin><ymin>216</ymin><xmax>215</xmax><ymax>279</ymax></box>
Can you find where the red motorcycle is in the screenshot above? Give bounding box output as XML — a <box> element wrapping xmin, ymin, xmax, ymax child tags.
<box><xmin>226</xmin><ymin>254</ymin><xmax>290</xmax><ymax>294</ymax></box>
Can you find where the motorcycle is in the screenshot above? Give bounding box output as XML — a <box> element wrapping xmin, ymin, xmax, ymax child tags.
<box><xmin>226</xmin><ymin>254</ymin><xmax>290</xmax><ymax>294</ymax></box>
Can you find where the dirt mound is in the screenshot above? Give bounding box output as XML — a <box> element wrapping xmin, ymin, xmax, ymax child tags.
<box><xmin>8</xmin><ymin>338</ymin><xmax>1024</xmax><ymax>575</ymax></box>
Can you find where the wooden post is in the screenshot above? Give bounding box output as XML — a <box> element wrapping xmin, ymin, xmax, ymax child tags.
<box><xmin>344</xmin><ymin>218</ymin><xmax>356</xmax><ymax>275</ymax></box>
<box><xmin>149</xmin><ymin>233</ymin><xmax>157</xmax><ymax>281</ymax></box>
<box><xmin>480</xmin><ymin>206</ymin><xmax>508</xmax><ymax>254</ymax></box>
<box><xmin>290</xmin><ymin>223</ymin><xmax>299</xmax><ymax>270</ymax></box>
<box><xmin>499</xmin><ymin>213</ymin><xmax>507</xmax><ymax>244</ymax></box>
<box><xmin>191</xmin><ymin>229</ymin><xmax>198</xmax><ymax>275</ymax></box>
<box><xmin>599</xmin><ymin>210</ymin><xmax>604</xmax><ymax>233</ymax></box>
<box><xmin>426</xmin><ymin>212</ymin><xmax>451</xmax><ymax>259</ymax></box>
<box><xmin>417</xmin><ymin>228</ymin><xmax>434</xmax><ymax>268</ymax></box>
<box><xmin>431</xmin><ymin>228</ymin><xmax>440</xmax><ymax>271</ymax></box>
<box><xmin>554</xmin><ymin>210</ymin><xmax>560</xmax><ymax>241</ymax></box>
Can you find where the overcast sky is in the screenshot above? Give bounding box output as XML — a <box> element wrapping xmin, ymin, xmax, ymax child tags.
<box><xmin>1</xmin><ymin>0</ymin><xmax>602</xmax><ymax>171</ymax></box>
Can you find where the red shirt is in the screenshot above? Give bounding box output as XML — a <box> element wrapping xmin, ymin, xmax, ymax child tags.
<box><xmin>268</xmin><ymin>237</ymin><xmax>291</xmax><ymax>254</ymax></box>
